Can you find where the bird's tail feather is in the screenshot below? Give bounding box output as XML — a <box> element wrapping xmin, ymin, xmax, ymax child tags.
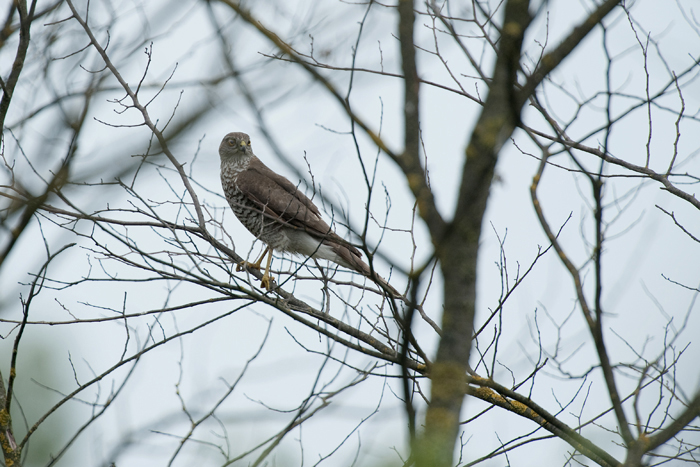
<box><xmin>331</xmin><ymin>243</ymin><xmax>401</xmax><ymax>298</ymax></box>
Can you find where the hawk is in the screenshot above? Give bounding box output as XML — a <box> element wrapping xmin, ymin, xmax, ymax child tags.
<box><xmin>219</xmin><ymin>132</ymin><xmax>390</xmax><ymax>293</ymax></box>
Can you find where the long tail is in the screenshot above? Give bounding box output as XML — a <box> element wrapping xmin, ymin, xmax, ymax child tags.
<box><xmin>330</xmin><ymin>242</ymin><xmax>402</xmax><ymax>298</ymax></box>
<box><xmin>331</xmin><ymin>240</ymin><xmax>443</xmax><ymax>335</ymax></box>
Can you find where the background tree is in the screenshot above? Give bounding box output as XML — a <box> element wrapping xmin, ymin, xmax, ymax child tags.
<box><xmin>1</xmin><ymin>0</ymin><xmax>699</xmax><ymax>466</ymax></box>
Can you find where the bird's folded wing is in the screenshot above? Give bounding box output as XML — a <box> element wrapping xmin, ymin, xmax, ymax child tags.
<box><xmin>249</xmin><ymin>157</ymin><xmax>321</xmax><ymax>215</ymax></box>
<box><xmin>235</xmin><ymin>165</ymin><xmax>332</xmax><ymax>236</ymax></box>
<box><xmin>238</xmin><ymin>158</ymin><xmax>365</xmax><ymax>261</ymax></box>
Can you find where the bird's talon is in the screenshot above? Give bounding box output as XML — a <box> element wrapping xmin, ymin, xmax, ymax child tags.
<box><xmin>237</xmin><ymin>260</ymin><xmax>264</xmax><ymax>272</ymax></box>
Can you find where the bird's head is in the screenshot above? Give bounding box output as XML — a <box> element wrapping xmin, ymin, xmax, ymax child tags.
<box><xmin>219</xmin><ymin>132</ymin><xmax>253</xmax><ymax>161</ymax></box>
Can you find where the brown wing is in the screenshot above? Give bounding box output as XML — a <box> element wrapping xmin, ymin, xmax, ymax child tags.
<box><xmin>235</xmin><ymin>157</ymin><xmax>332</xmax><ymax>235</ymax></box>
<box><xmin>236</xmin><ymin>157</ymin><xmax>364</xmax><ymax>261</ymax></box>
<box><xmin>249</xmin><ymin>157</ymin><xmax>321</xmax><ymax>215</ymax></box>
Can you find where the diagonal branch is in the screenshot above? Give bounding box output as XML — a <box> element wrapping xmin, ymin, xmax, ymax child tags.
<box><xmin>466</xmin><ymin>376</ymin><xmax>621</xmax><ymax>467</ymax></box>
<box><xmin>530</xmin><ymin>147</ymin><xmax>634</xmax><ymax>445</ymax></box>
<box><xmin>520</xmin><ymin>0</ymin><xmax>622</xmax><ymax>101</ymax></box>
<box><xmin>646</xmin><ymin>389</ymin><xmax>700</xmax><ymax>452</ymax></box>
<box><xmin>64</xmin><ymin>0</ymin><xmax>207</xmax><ymax>229</ymax></box>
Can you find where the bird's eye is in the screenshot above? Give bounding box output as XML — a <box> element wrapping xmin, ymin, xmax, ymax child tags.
<box><xmin>228</xmin><ymin>139</ymin><xmax>235</xmax><ymax>146</ymax></box>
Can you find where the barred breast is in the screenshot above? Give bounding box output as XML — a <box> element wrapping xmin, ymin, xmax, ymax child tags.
<box><xmin>220</xmin><ymin>162</ymin><xmax>290</xmax><ymax>251</ymax></box>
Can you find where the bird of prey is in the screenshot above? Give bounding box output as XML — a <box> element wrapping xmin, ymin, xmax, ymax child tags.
<box><xmin>219</xmin><ymin>132</ymin><xmax>390</xmax><ymax>293</ymax></box>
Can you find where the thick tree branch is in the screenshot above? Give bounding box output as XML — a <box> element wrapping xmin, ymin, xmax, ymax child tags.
<box><xmin>466</xmin><ymin>376</ymin><xmax>621</xmax><ymax>467</ymax></box>
<box><xmin>420</xmin><ymin>2</ymin><xmax>532</xmax><ymax>466</ymax></box>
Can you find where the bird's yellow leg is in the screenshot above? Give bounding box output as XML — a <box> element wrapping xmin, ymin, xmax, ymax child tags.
<box><xmin>260</xmin><ymin>248</ymin><xmax>274</xmax><ymax>290</ymax></box>
<box><xmin>236</xmin><ymin>246</ymin><xmax>269</xmax><ymax>272</ymax></box>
